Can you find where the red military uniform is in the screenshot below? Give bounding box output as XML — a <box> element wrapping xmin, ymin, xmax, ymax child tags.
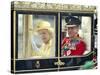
<box><xmin>61</xmin><ymin>35</ymin><xmax>86</xmax><ymax>56</ymax></box>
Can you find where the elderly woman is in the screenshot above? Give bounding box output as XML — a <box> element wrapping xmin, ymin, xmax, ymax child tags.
<box><xmin>32</xmin><ymin>20</ymin><xmax>55</xmax><ymax>57</ymax></box>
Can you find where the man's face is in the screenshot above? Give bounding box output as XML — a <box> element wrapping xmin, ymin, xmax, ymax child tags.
<box><xmin>38</xmin><ymin>29</ymin><xmax>50</xmax><ymax>44</ymax></box>
<box><xmin>67</xmin><ymin>26</ymin><xmax>79</xmax><ymax>38</ymax></box>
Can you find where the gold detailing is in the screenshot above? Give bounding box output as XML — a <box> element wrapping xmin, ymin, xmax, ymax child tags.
<box><xmin>35</xmin><ymin>61</ymin><xmax>40</xmax><ymax>68</ymax></box>
<box><xmin>13</xmin><ymin>11</ymin><xmax>16</xmax><ymax>73</ymax></box>
<box><xmin>54</xmin><ymin>60</ymin><xmax>65</xmax><ymax>66</ymax></box>
<box><xmin>11</xmin><ymin>1</ymin><xmax>96</xmax><ymax>13</ymax></box>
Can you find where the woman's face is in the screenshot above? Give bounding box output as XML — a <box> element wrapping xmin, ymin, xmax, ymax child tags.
<box><xmin>67</xmin><ymin>26</ymin><xmax>79</xmax><ymax>38</ymax></box>
<box><xmin>38</xmin><ymin>29</ymin><xmax>50</xmax><ymax>44</ymax></box>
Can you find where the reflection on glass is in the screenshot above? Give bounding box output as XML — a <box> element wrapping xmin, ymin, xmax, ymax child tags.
<box><xmin>18</xmin><ymin>14</ymin><xmax>23</xmax><ymax>58</ymax></box>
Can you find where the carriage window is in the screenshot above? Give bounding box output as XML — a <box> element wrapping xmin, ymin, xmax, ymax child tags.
<box><xmin>18</xmin><ymin>14</ymin><xmax>56</xmax><ymax>59</ymax></box>
<box><xmin>61</xmin><ymin>15</ymin><xmax>91</xmax><ymax>56</ymax></box>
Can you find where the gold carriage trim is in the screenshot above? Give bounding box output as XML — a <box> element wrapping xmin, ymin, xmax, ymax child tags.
<box><xmin>11</xmin><ymin>1</ymin><xmax>96</xmax><ymax>13</ymax></box>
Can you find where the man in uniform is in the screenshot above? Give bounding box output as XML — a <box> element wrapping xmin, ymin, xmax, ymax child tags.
<box><xmin>61</xmin><ymin>16</ymin><xmax>86</xmax><ymax>56</ymax></box>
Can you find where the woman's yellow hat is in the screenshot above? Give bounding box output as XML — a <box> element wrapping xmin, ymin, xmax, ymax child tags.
<box><xmin>35</xmin><ymin>20</ymin><xmax>54</xmax><ymax>33</ymax></box>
